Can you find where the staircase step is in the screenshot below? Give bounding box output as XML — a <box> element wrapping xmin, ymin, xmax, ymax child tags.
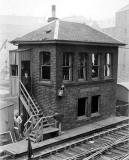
<box><xmin>0</xmin><ymin>154</ymin><xmax>11</xmax><ymax>159</ymax></box>
<box><xmin>29</xmin><ymin>137</ymin><xmax>36</xmax><ymax>143</ymax></box>
<box><xmin>29</xmin><ymin>133</ymin><xmax>36</xmax><ymax>138</ymax></box>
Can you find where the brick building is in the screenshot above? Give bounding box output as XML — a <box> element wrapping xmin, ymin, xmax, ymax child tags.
<box><xmin>10</xmin><ymin>19</ymin><xmax>124</xmax><ymax>130</ymax></box>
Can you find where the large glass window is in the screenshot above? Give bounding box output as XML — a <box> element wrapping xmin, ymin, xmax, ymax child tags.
<box><xmin>40</xmin><ymin>52</ymin><xmax>51</xmax><ymax>80</ymax></box>
<box><xmin>104</xmin><ymin>53</ymin><xmax>112</xmax><ymax>78</ymax></box>
<box><xmin>62</xmin><ymin>53</ymin><xmax>73</xmax><ymax>81</ymax></box>
<box><xmin>91</xmin><ymin>53</ymin><xmax>100</xmax><ymax>79</ymax></box>
<box><xmin>78</xmin><ymin>53</ymin><xmax>87</xmax><ymax>80</ymax></box>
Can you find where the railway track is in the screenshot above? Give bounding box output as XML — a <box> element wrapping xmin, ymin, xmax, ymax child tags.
<box><xmin>10</xmin><ymin>121</ymin><xmax>129</xmax><ymax>160</ymax></box>
<box><xmin>28</xmin><ymin>121</ymin><xmax>129</xmax><ymax>160</ymax></box>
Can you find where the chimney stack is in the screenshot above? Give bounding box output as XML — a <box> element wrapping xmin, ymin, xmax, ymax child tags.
<box><xmin>48</xmin><ymin>5</ymin><xmax>58</xmax><ymax>22</ymax></box>
<box><xmin>52</xmin><ymin>5</ymin><xmax>56</xmax><ymax>17</ymax></box>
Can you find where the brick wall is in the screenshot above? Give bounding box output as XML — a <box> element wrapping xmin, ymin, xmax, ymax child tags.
<box><xmin>19</xmin><ymin>43</ymin><xmax>118</xmax><ymax>130</ymax></box>
<box><xmin>56</xmin><ymin>44</ymin><xmax>118</xmax><ymax>130</ymax></box>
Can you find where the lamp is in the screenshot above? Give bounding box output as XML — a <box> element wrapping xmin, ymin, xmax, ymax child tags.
<box><xmin>58</xmin><ymin>84</ymin><xmax>65</xmax><ymax>97</ymax></box>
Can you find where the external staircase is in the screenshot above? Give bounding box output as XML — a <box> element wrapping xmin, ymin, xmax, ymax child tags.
<box><xmin>19</xmin><ymin>80</ymin><xmax>59</xmax><ymax>143</ymax></box>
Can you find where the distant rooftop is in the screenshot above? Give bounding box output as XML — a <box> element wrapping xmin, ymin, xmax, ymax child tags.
<box><xmin>117</xmin><ymin>4</ymin><xmax>129</xmax><ymax>12</ymax></box>
<box><xmin>118</xmin><ymin>82</ymin><xmax>129</xmax><ymax>90</ymax></box>
<box><xmin>11</xmin><ymin>19</ymin><xmax>124</xmax><ymax>46</ymax></box>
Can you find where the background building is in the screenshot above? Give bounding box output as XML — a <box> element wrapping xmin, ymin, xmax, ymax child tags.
<box><xmin>103</xmin><ymin>4</ymin><xmax>129</xmax><ymax>82</ymax></box>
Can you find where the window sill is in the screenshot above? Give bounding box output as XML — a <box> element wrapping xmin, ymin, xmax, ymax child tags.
<box><xmin>78</xmin><ymin>79</ymin><xmax>87</xmax><ymax>82</ymax></box>
<box><xmin>77</xmin><ymin>113</ymin><xmax>101</xmax><ymax>121</ymax></box>
<box><xmin>104</xmin><ymin>76</ymin><xmax>112</xmax><ymax>80</ymax></box>
<box><xmin>63</xmin><ymin>79</ymin><xmax>114</xmax><ymax>87</ymax></box>
<box><xmin>39</xmin><ymin>80</ymin><xmax>52</xmax><ymax>87</ymax></box>
<box><xmin>91</xmin><ymin>112</ymin><xmax>100</xmax><ymax>118</ymax></box>
<box><xmin>77</xmin><ymin>116</ymin><xmax>90</xmax><ymax>121</ymax></box>
<box><xmin>91</xmin><ymin>77</ymin><xmax>99</xmax><ymax>81</ymax></box>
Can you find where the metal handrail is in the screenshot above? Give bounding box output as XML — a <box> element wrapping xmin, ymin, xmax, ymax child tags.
<box><xmin>20</xmin><ymin>87</ymin><xmax>36</xmax><ymax>115</ymax></box>
<box><xmin>33</xmin><ymin>115</ymin><xmax>53</xmax><ymax>130</ymax></box>
<box><xmin>24</xmin><ymin>114</ymin><xmax>43</xmax><ymax>127</ymax></box>
<box><xmin>19</xmin><ymin>80</ymin><xmax>39</xmax><ymax>113</ymax></box>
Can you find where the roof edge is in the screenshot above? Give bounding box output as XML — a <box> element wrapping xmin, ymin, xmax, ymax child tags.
<box><xmin>10</xmin><ymin>39</ymin><xmax>125</xmax><ymax>46</ymax></box>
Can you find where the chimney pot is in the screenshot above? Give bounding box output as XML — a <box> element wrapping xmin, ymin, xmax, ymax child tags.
<box><xmin>48</xmin><ymin>5</ymin><xmax>58</xmax><ymax>22</ymax></box>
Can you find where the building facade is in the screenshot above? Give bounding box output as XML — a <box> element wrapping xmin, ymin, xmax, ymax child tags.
<box><xmin>10</xmin><ymin>20</ymin><xmax>123</xmax><ymax>130</ymax></box>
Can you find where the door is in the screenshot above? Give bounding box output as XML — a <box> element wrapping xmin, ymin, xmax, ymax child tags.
<box><xmin>21</xmin><ymin>61</ymin><xmax>30</xmax><ymax>77</ymax></box>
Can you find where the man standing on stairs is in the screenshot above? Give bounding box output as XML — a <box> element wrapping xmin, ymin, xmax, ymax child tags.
<box><xmin>22</xmin><ymin>72</ymin><xmax>31</xmax><ymax>94</ymax></box>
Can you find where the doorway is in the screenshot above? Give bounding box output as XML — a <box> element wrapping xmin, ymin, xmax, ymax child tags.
<box><xmin>21</xmin><ymin>61</ymin><xmax>30</xmax><ymax>76</ymax></box>
<box><xmin>91</xmin><ymin>95</ymin><xmax>99</xmax><ymax>114</ymax></box>
<box><xmin>78</xmin><ymin>97</ymin><xmax>88</xmax><ymax>119</ymax></box>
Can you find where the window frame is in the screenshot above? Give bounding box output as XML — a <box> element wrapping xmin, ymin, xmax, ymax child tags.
<box><xmin>10</xmin><ymin>64</ymin><xmax>18</xmax><ymax>76</ymax></box>
<box><xmin>91</xmin><ymin>53</ymin><xmax>100</xmax><ymax>80</ymax></box>
<box><xmin>40</xmin><ymin>52</ymin><xmax>51</xmax><ymax>81</ymax></box>
<box><xmin>77</xmin><ymin>97</ymin><xmax>89</xmax><ymax>120</ymax></box>
<box><xmin>104</xmin><ymin>53</ymin><xmax>112</xmax><ymax>79</ymax></box>
<box><xmin>91</xmin><ymin>95</ymin><xmax>100</xmax><ymax>117</ymax></box>
<box><xmin>62</xmin><ymin>52</ymin><xmax>73</xmax><ymax>81</ymax></box>
<box><xmin>78</xmin><ymin>53</ymin><xmax>88</xmax><ymax>81</ymax></box>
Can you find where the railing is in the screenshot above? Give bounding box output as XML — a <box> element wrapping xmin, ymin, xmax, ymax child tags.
<box><xmin>19</xmin><ymin>80</ymin><xmax>39</xmax><ymax>115</ymax></box>
<box><xmin>33</xmin><ymin>115</ymin><xmax>55</xmax><ymax>142</ymax></box>
<box><xmin>23</xmin><ymin>114</ymin><xmax>43</xmax><ymax>136</ymax></box>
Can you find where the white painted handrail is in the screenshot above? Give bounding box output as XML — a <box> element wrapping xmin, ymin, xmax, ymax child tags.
<box><xmin>19</xmin><ymin>80</ymin><xmax>39</xmax><ymax>113</ymax></box>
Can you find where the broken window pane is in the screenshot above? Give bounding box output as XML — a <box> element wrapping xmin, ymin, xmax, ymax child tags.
<box><xmin>78</xmin><ymin>53</ymin><xmax>87</xmax><ymax>80</ymax></box>
<box><xmin>63</xmin><ymin>53</ymin><xmax>73</xmax><ymax>80</ymax></box>
<box><xmin>104</xmin><ymin>53</ymin><xmax>112</xmax><ymax>77</ymax></box>
<box><xmin>92</xmin><ymin>53</ymin><xmax>100</xmax><ymax>79</ymax></box>
<box><xmin>40</xmin><ymin>52</ymin><xmax>51</xmax><ymax>80</ymax></box>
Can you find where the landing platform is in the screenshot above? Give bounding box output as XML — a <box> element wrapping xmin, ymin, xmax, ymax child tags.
<box><xmin>1</xmin><ymin>116</ymin><xmax>129</xmax><ymax>158</ymax></box>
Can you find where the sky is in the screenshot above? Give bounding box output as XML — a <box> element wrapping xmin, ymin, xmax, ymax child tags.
<box><xmin>0</xmin><ymin>0</ymin><xmax>129</xmax><ymax>20</ymax></box>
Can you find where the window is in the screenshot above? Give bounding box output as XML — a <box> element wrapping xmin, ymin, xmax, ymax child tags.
<box><xmin>40</xmin><ymin>52</ymin><xmax>51</xmax><ymax>80</ymax></box>
<box><xmin>10</xmin><ymin>65</ymin><xmax>18</xmax><ymax>76</ymax></box>
<box><xmin>104</xmin><ymin>53</ymin><xmax>112</xmax><ymax>78</ymax></box>
<box><xmin>62</xmin><ymin>53</ymin><xmax>73</xmax><ymax>81</ymax></box>
<box><xmin>78</xmin><ymin>53</ymin><xmax>87</xmax><ymax>80</ymax></box>
<box><xmin>91</xmin><ymin>53</ymin><xmax>100</xmax><ymax>79</ymax></box>
<box><xmin>91</xmin><ymin>95</ymin><xmax>99</xmax><ymax>114</ymax></box>
<box><xmin>78</xmin><ymin>98</ymin><xmax>88</xmax><ymax>118</ymax></box>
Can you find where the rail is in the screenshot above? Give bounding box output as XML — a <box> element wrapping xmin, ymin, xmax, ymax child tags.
<box><xmin>32</xmin><ymin>115</ymin><xmax>55</xmax><ymax>142</ymax></box>
<box><xmin>19</xmin><ymin>80</ymin><xmax>39</xmax><ymax>114</ymax></box>
<box><xmin>23</xmin><ymin>114</ymin><xmax>43</xmax><ymax>136</ymax></box>
<box><xmin>33</xmin><ymin>115</ymin><xmax>54</xmax><ymax>130</ymax></box>
<box><xmin>121</xmin><ymin>154</ymin><xmax>129</xmax><ymax>160</ymax></box>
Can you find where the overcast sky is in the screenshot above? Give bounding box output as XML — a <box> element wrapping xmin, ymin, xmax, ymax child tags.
<box><xmin>0</xmin><ymin>0</ymin><xmax>129</xmax><ymax>20</ymax></box>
